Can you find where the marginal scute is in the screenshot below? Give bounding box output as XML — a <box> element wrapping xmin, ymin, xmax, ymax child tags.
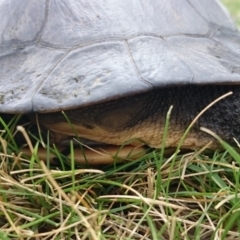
<box><xmin>32</xmin><ymin>42</ymin><xmax>151</xmax><ymax>112</ymax></box>
<box><xmin>0</xmin><ymin>46</ymin><xmax>66</xmax><ymax>113</ymax></box>
<box><xmin>211</xmin><ymin>28</ymin><xmax>240</xmax><ymax>55</ymax></box>
<box><xmin>128</xmin><ymin>36</ymin><xmax>193</xmax><ymax>86</ymax></box>
<box><xmin>166</xmin><ymin>36</ymin><xmax>240</xmax><ymax>83</ymax></box>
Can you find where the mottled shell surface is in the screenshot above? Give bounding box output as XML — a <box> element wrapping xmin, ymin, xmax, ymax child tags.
<box><xmin>1</xmin><ymin>0</ymin><xmax>240</xmax><ymax>113</ymax></box>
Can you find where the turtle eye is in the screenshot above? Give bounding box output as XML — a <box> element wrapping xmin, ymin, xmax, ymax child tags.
<box><xmin>82</xmin><ymin>123</ymin><xmax>94</xmax><ymax>130</ymax></box>
<box><xmin>96</xmin><ymin>107</ymin><xmax>135</xmax><ymax>132</ymax></box>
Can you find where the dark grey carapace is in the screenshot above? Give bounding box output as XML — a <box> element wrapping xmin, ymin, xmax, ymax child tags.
<box><xmin>1</xmin><ymin>0</ymin><xmax>240</xmax><ymax>149</ymax></box>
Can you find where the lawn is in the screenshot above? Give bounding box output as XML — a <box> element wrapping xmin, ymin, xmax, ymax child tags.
<box><xmin>0</xmin><ymin>1</ymin><xmax>240</xmax><ymax>240</ymax></box>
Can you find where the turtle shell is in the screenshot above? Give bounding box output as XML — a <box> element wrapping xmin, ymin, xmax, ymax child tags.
<box><xmin>1</xmin><ymin>0</ymin><xmax>240</xmax><ymax>113</ymax></box>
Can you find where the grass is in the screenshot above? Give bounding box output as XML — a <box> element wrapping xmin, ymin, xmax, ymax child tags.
<box><xmin>1</xmin><ymin>113</ymin><xmax>240</xmax><ymax>239</ymax></box>
<box><xmin>0</xmin><ymin>1</ymin><xmax>240</xmax><ymax>239</ymax></box>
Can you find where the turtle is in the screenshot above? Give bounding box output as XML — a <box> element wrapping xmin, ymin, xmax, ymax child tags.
<box><xmin>1</xmin><ymin>0</ymin><xmax>240</xmax><ymax>160</ymax></box>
